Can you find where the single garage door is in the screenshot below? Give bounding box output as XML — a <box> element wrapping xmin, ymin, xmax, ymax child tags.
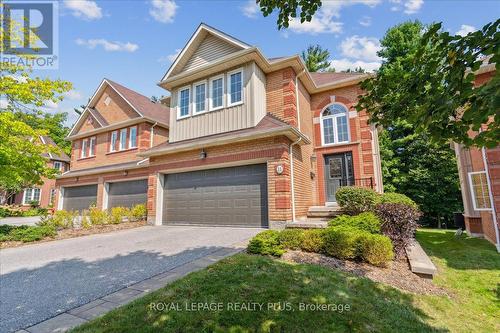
<box><xmin>108</xmin><ymin>179</ymin><xmax>148</xmax><ymax>208</ymax></box>
<box><xmin>163</xmin><ymin>164</ymin><xmax>268</xmax><ymax>227</ymax></box>
<box><xmin>63</xmin><ymin>184</ymin><xmax>97</xmax><ymax>212</ymax></box>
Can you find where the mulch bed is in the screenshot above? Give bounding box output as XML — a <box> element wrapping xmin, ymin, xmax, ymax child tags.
<box><xmin>0</xmin><ymin>220</ymin><xmax>147</xmax><ymax>249</ymax></box>
<box><xmin>281</xmin><ymin>250</ymin><xmax>449</xmax><ymax>296</ymax></box>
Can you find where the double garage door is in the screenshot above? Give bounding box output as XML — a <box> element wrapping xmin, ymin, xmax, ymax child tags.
<box><xmin>62</xmin><ymin>180</ymin><xmax>147</xmax><ymax>212</ymax></box>
<box><xmin>163</xmin><ymin>164</ymin><xmax>268</xmax><ymax>227</ymax></box>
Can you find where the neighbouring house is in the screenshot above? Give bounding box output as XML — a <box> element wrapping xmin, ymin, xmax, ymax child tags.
<box><xmin>6</xmin><ymin>135</ymin><xmax>70</xmax><ymax>209</ymax></box>
<box><xmin>454</xmin><ymin>61</ymin><xmax>500</xmax><ymax>251</ymax></box>
<box><xmin>55</xmin><ymin>23</ymin><xmax>383</xmax><ymax>228</ymax></box>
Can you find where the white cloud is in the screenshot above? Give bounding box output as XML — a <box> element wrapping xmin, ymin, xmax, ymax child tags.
<box><xmin>456</xmin><ymin>24</ymin><xmax>476</xmax><ymax>36</ymax></box>
<box><xmin>359</xmin><ymin>16</ymin><xmax>372</xmax><ymax>27</ymax></box>
<box><xmin>158</xmin><ymin>48</ymin><xmax>181</xmax><ymax>63</ymax></box>
<box><xmin>150</xmin><ymin>0</ymin><xmax>178</xmax><ymax>23</ymax></box>
<box><xmin>330</xmin><ymin>58</ymin><xmax>381</xmax><ymax>72</ymax></box>
<box><xmin>404</xmin><ymin>0</ymin><xmax>424</xmax><ymax>14</ymax></box>
<box><xmin>288</xmin><ymin>0</ymin><xmax>381</xmax><ymax>35</ymax></box>
<box><xmin>0</xmin><ymin>99</ymin><xmax>10</xmax><ymax>109</ymax></box>
<box><xmin>340</xmin><ymin>35</ymin><xmax>381</xmax><ymax>62</ymax></box>
<box><xmin>43</xmin><ymin>100</ymin><xmax>59</xmax><ymax>110</ymax></box>
<box><xmin>76</xmin><ymin>38</ymin><xmax>139</xmax><ymax>52</ymax></box>
<box><xmin>241</xmin><ymin>0</ymin><xmax>260</xmax><ymax>18</ymax></box>
<box><xmin>64</xmin><ymin>90</ymin><xmax>82</xmax><ymax>100</ymax></box>
<box><xmin>64</xmin><ymin>0</ymin><xmax>102</xmax><ymax>20</ymax></box>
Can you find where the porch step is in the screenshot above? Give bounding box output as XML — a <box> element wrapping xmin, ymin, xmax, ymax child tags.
<box><xmin>307</xmin><ymin>205</ymin><xmax>344</xmax><ymax>218</ymax></box>
<box><xmin>286</xmin><ymin>219</ymin><xmax>328</xmax><ymax>229</ymax></box>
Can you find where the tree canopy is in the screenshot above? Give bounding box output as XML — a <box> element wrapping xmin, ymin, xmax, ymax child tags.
<box><xmin>258</xmin><ymin>0</ymin><xmax>322</xmax><ymax>29</ymax></box>
<box><xmin>358</xmin><ymin>19</ymin><xmax>499</xmax><ymax>148</ymax></box>
<box><xmin>301</xmin><ymin>44</ymin><xmax>331</xmax><ymax>72</ymax></box>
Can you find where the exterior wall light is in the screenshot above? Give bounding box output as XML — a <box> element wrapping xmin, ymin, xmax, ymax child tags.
<box><xmin>200</xmin><ymin>149</ymin><xmax>207</xmax><ymax>159</ymax></box>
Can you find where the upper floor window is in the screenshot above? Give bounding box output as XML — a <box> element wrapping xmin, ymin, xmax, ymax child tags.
<box><xmin>129</xmin><ymin>126</ymin><xmax>137</xmax><ymax>148</ymax></box>
<box><xmin>178</xmin><ymin>87</ymin><xmax>190</xmax><ymax>118</ymax></box>
<box><xmin>89</xmin><ymin>136</ymin><xmax>96</xmax><ymax>156</ymax></box>
<box><xmin>468</xmin><ymin>171</ymin><xmax>492</xmax><ymax>211</ymax></box>
<box><xmin>81</xmin><ymin>139</ymin><xmax>88</xmax><ymax>158</ymax></box>
<box><xmin>210</xmin><ymin>75</ymin><xmax>224</xmax><ymax>110</ymax></box>
<box><xmin>104</xmin><ymin>95</ymin><xmax>111</xmax><ymax>106</ymax></box>
<box><xmin>321</xmin><ymin>103</ymin><xmax>350</xmax><ymax>146</ymax></box>
<box><xmin>110</xmin><ymin>130</ymin><xmax>118</xmax><ymax>152</ymax></box>
<box><xmin>53</xmin><ymin>161</ymin><xmax>62</xmax><ymax>171</ymax></box>
<box><xmin>120</xmin><ymin>128</ymin><xmax>127</xmax><ymax>150</ymax></box>
<box><xmin>23</xmin><ymin>188</ymin><xmax>40</xmax><ymax>205</ymax></box>
<box><xmin>194</xmin><ymin>81</ymin><xmax>206</xmax><ymax>113</ymax></box>
<box><xmin>228</xmin><ymin>69</ymin><xmax>243</xmax><ymax>106</ymax></box>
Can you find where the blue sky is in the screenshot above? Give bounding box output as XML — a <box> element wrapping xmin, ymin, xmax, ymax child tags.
<box><xmin>27</xmin><ymin>0</ymin><xmax>500</xmax><ymax>125</ymax></box>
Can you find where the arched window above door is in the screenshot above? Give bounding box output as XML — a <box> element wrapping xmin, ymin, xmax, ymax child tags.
<box><xmin>320</xmin><ymin>103</ymin><xmax>350</xmax><ymax>145</ymax></box>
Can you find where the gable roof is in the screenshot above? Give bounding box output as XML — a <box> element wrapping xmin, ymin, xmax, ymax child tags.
<box><xmin>40</xmin><ymin>135</ymin><xmax>71</xmax><ymax>162</ymax></box>
<box><xmin>161</xmin><ymin>23</ymin><xmax>251</xmax><ymax>81</ymax></box>
<box><xmin>68</xmin><ymin>79</ymin><xmax>170</xmax><ymax>138</ymax></box>
<box><xmin>309</xmin><ymin>72</ymin><xmax>366</xmax><ymax>86</ymax></box>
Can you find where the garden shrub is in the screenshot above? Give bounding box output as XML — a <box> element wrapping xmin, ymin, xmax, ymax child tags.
<box><xmin>109</xmin><ymin>207</ymin><xmax>130</xmax><ymax>224</ymax></box>
<box><xmin>88</xmin><ymin>207</ymin><xmax>108</xmax><ymax>225</ymax></box>
<box><xmin>358</xmin><ymin>233</ymin><xmax>394</xmax><ymax>266</ymax></box>
<box><xmin>129</xmin><ymin>204</ymin><xmax>147</xmax><ymax>221</ymax></box>
<box><xmin>300</xmin><ymin>229</ymin><xmax>325</xmax><ymax>253</ymax></box>
<box><xmin>39</xmin><ymin>210</ymin><xmax>77</xmax><ymax>229</ymax></box>
<box><xmin>0</xmin><ymin>225</ymin><xmax>56</xmax><ymax>242</ymax></box>
<box><xmin>278</xmin><ymin>229</ymin><xmax>304</xmax><ymax>250</ymax></box>
<box><xmin>80</xmin><ymin>213</ymin><xmax>92</xmax><ymax>229</ymax></box>
<box><xmin>247</xmin><ymin>230</ymin><xmax>285</xmax><ymax>256</ymax></box>
<box><xmin>377</xmin><ymin>192</ymin><xmax>418</xmax><ymax>209</ymax></box>
<box><xmin>335</xmin><ymin>187</ymin><xmax>379</xmax><ymax>215</ymax></box>
<box><xmin>323</xmin><ymin>226</ymin><xmax>363</xmax><ymax>259</ymax></box>
<box><xmin>375</xmin><ymin>203</ymin><xmax>421</xmax><ymax>258</ymax></box>
<box><xmin>328</xmin><ymin>212</ymin><xmax>381</xmax><ymax>234</ymax></box>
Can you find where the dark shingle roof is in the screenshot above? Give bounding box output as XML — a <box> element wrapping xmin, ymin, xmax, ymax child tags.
<box><xmin>309</xmin><ymin>72</ymin><xmax>365</xmax><ymax>86</ymax></box>
<box><xmin>40</xmin><ymin>135</ymin><xmax>71</xmax><ymax>162</ymax></box>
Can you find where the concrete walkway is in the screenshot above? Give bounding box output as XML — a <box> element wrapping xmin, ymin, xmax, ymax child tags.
<box><xmin>0</xmin><ymin>216</ymin><xmax>41</xmax><ymax>226</ymax></box>
<box><xmin>1</xmin><ymin>225</ymin><xmax>261</xmax><ymax>332</ymax></box>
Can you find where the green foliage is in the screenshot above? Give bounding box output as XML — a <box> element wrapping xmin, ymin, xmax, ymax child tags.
<box><xmin>0</xmin><ymin>206</ymin><xmax>46</xmax><ymax>218</ymax></box>
<box><xmin>378</xmin><ymin>121</ymin><xmax>462</xmax><ymax>224</ymax></box>
<box><xmin>328</xmin><ymin>212</ymin><xmax>382</xmax><ymax>234</ymax></box>
<box><xmin>129</xmin><ymin>204</ymin><xmax>147</xmax><ymax>221</ymax></box>
<box><xmin>39</xmin><ymin>210</ymin><xmax>77</xmax><ymax>229</ymax></box>
<box><xmin>335</xmin><ymin>186</ymin><xmax>379</xmax><ymax>215</ymax></box>
<box><xmin>378</xmin><ymin>192</ymin><xmax>418</xmax><ymax>209</ymax></box>
<box><xmin>358</xmin><ymin>19</ymin><xmax>500</xmax><ymax>148</ymax></box>
<box><xmin>278</xmin><ymin>229</ymin><xmax>304</xmax><ymax>250</ymax></box>
<box><xmin>88</xmin><ymin>207</ymin><xmax>108</xmax><ymax>225</ymax></box>
<box><xmin>259</xmin><ymin>0</ymin><xmax>322</xmax><ymax>29</ymax></box>
<box><xmin>247</xmin><ymin>230</ymin><xmax>285</xmax><ymax>256</ymax></box>
<box><xmin>301</xmin><ymin>44</ymin><xmax>331</xmax><ymax>72</ymax></box>
<box><xmin>300</xmin><ymin>229</ymin><xmax>325</xmax><ymax>253</ymax></box>
<box><xmin>322</xmin><ymin>226</ymin><xmax>362</xmax><ymax>260</ymax></box>
<box><xmin>109</xmin><ymin>207</ymin><xmax>130</xmax><ymax>224</ymax></box>
<box><xmin>358</xmin><ymin>233</ymin><xmax>394</xmax><ymax>267</ymax></box>
<box><xmin>0</xmin><ymin>225</ymin><xmax>56</xmax><ymax>243</ymax></box>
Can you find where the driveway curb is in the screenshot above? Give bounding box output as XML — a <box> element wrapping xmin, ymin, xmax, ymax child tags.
<box><xmin>19</xmin><ymin>244</ymin><xmax>247</xmax><ymax>333</ymax></box>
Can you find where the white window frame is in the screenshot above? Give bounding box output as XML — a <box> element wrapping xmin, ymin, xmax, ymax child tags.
<box><xmin>467</xmin><ymin>171</ymin><xmax>492</xmax><ymax>211</ymax></box>
<box><xmin>320</xmin><ymin>103</ymin><xmax>351</xmax><ymax>147</ymax></box>
<box><xmin>177</xmin><ymin>86</ymin><xmax>191</xmax><ymax>119</ymax></box>
<box><xmin>89</xmin><ymin>136</ymin><xmax>96</xmax><ymax>156</ymax></box>
<box><xmin>23</xmin><ymin>188</ymin><xmax>41</xmax><ymax>205</ymax></box>
<box><xmin>110</xmin><ymin>130</ymin><xmax>118</xmax><ymax>152</ymax></box>
<box><xmin>209</xmin><ymin>74</ymin><xmax>225</xmax><ymax>111</ymax></box>
<box><xmin>119</xmin><ymin>128</ymin><xmax>128</xmax><ymax>150</ymax></box>
<box><xmin>129</xmin><ymin>126</ymin><xmax>137</xmax><ymax>148</ymax></box>
<box><xmin>104</xmin><ymin>95</ymin><xmax>111</xmax><ymax>106</ymax></box>
<box><xmin>193</xmin><ymin>80</ymin><xmax>208</xmax><ymax>114</ymax></box>
<box><xmin>53</xmin><ymin>161</ymin><xmax>62</xmax><ymax>171</ymax></box>
<box><xmin>227</xmin><ymin>68</ymin><xmax>244</xmax><ymax>107</ymax></box>
<box><xmin>81</xmin><ymin>139</ymin><xmax>88</xmax><ymax>158</ymax></box>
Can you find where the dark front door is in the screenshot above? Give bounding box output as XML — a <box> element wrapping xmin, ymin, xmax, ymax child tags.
<box><xmin>324</xmin><ymin>152</ymin><xmax>354</xmax><ymax>202</ymax></box>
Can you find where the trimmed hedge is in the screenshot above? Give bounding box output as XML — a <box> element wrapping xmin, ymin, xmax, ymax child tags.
<box><xmin>358</xmin><ymin>233</ymin><xmax>394</xmax><ymax>266</ymax></box>
<box><xmin>247</xmin><ymin>230</ymin><xmax>284</xmax><ymax>256</ymax></box>
<box><xmin>278</xmin><ymin>229</ymin><xmax>304</xmax><ymax>250</ymax></box>
<box><xmin>328</xmin><ymin>212</ymin><xmax>381</xmax><ymax>234</ymax></box>
<box><xmin>301</xmin><ymin>229</ymin><xmax>325</xmax><ymax>253</ymax></box>
<box><xmin>323</xmin><ymin>226</ymin><xmax>361</xmax><ymax>259</ymax></box>
<box><xmin>378</xmin><ymin>192</ymin><xmax>418</xmax><ymax>209</ymax></box>
<box><xmin>335</xmin><ymin>187</ymin><xmax>379</xmax><ymax>215</ymax></box>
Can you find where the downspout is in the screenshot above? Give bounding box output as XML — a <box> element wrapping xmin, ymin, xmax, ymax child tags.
<box><xmin>295</xmin><ymin>69</ymin><xmax>306</xmax><ymax>131</ymax></box>
<box><xmin>150</xmin><ymin>122</ymin><xmax>158</xmax><ymax>148</ymax></box>
<box><xmin>289</xmin><ymin>137</ymin><xmax>302</xmax><ymax>223</ymax></box>
<box><xmin>481</xmin><ymin>146</ymin><xmax>500</xmax><ymax>252</ymax></box>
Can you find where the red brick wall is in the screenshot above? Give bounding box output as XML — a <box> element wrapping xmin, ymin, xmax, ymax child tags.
<box><xmin>266</xmin><ymin>67</ymin><xmax>298</xmax><ymax>126</ymax></box>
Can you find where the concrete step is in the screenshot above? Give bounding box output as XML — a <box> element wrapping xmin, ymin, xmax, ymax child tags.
<box><xmin>405</xmin><ymin>241</ymin><xmax>437</xmax><ymax>279</ymax></box>
<box><xmin>286</xmin><ymin>220</ymin><xmax>328</xmax><ymax>229</ymax></box>
<box><xmin>307</xmin><ymin>205</ymin><xmax>344</xmax><ymax>218</ymax></box>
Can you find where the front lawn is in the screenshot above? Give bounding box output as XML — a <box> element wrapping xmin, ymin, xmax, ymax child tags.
<box><xmin>71</xmin><ymin>229</ymin><xmax>500</xmax><ymax>333</ymax></box>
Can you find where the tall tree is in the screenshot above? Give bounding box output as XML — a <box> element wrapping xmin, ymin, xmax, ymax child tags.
<box><xmin>259</xmin><ymin>0</ymin><xmax>322</xmax><ymax>29</ymax></box>
<box><xmin>301</xmin><ymin>44</ymin><xmax>331</xmax><ymax>72</ymax></box>
<box><xmin>358</xmin><ymin>19</ymin><xmax>499</xmax><ymax>148</ymax></box>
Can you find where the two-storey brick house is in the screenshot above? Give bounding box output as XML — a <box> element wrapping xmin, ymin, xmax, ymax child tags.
<box><xmin>56</xmin><ymin>24</ymin><xmax>383</xmax><ymax>228</ymax></box>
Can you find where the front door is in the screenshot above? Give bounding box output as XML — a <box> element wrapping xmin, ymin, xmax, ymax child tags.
<box><xmin>324</xmin><ymin>152</ymin><xmax>354</xmax><ymax>202</ymax></box>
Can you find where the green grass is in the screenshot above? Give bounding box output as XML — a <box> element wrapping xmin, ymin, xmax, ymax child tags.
<box><xmin>71</xmin><ymin>229</ymin><xmax>500</xmax><ymax>333</ymax></box>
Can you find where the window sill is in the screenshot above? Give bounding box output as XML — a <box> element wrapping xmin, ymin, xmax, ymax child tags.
<box><xmin>318</xmin><ymin>141</ymin><xmax>359</xmax><ymax>148</ymax></box>
<box><xmin>227</xmin><ymin>101</ymin><xmax>243</xmax><ymax>108</ymax></box>
<box><xmin>106</xmin><ymin>147</ymin><xmax>138</xmax><ymax>155</ymax></box>
<box><xmin>77</xmin><ymin>156</ymin><xmax>96</xmax><ymax>161</ymax></box>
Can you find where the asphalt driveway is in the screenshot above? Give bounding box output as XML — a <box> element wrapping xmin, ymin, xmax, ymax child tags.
<box><xmin>0</xmin><ymin>225</ymin><xmax>262</xmax><ymax>332</ymax></box>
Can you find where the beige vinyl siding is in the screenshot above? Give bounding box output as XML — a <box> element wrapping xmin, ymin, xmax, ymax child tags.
<box><xmin>169</xmin><ymin>62</ymin><xmax>267</xmax><ymax>142</ymax></box>
<box><xmin>181</xmin><ymin>34</ymin><xmax>241</xmax><ymax>73</ymax></box>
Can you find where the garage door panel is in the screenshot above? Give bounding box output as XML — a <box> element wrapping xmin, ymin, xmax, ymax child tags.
<box><xmin>163</xmin><ymin>164</ymin><xmax>268</xmax><ymax>227</ymax></box>
<box><xmin>108</xmin><ymin>180</ymin><xmax>147</xmax><ymax>209</ymax></box>
<box><xmin>63</xmin><ymin>185</ymin><xmax>98</xmax><ymax>212</ymax></box>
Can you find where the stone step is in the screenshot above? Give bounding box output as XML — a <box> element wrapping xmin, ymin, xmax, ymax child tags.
<box><xmin>405</xmin><ymin>241</ymin><xmax>437</xmax><ymax>279</ymax></box>
<box><xmin>307</xmin><ymin>206</ymin><xmax>344</xmax><ymax>218</ymax></box>
<box><xmin>286</xmin><ymin>221</ymin><xmax>328</xmax><ymax>229</ymax></box>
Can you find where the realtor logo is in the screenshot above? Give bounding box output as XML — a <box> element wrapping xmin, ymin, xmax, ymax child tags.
<box><xmin>1</xmin><ymin>1</ymin><xmax>58</xmax><ymax>69</ymax></box>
